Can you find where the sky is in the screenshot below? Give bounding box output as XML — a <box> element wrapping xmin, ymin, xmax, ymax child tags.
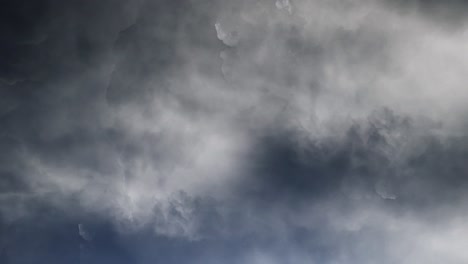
<box><xmin>2</xmin><ymin>0</ymin><xmax>468</xmax><ymax>263</ymax></box>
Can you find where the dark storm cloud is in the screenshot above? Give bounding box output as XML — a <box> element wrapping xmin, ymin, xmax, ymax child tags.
<box><xmin>2</xmin><ymin>0</ymin><xmax>468</xmax><ymax>263</ymax></box>
<box><xmin>242</xmin><ymin>108</ymin><xmax>464</xmax><ymax>207</ymax></box>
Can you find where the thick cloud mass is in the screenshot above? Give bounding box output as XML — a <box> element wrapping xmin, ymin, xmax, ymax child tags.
<box><xmin>2</xmin><ymin>0</ymin><xmax>468</xmax><ymax>263</ymax></box>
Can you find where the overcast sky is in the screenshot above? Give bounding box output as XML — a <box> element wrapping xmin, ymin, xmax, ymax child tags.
<box><xmin>2</xmin><ymin>0</ymin><xmax>468</xmax><ymax>263</ymax></box>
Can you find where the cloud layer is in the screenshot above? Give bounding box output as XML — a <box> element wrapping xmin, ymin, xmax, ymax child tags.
<box><xmin>2</xmin><ymin>0</ymin><xmax>468</xmax><ymax>263</ymax></box>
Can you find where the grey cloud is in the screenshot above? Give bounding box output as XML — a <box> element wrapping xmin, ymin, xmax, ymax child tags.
<box><xmin>2</xmin><ymin>0</ymin><xmax>468</xmax><ymax>263</ymax></box>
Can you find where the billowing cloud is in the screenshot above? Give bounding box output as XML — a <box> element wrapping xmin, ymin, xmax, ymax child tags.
<box><xmin>2</xmin><ymin>0</ymin><xmax>468</xmax><ymax>263</ymax></box>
